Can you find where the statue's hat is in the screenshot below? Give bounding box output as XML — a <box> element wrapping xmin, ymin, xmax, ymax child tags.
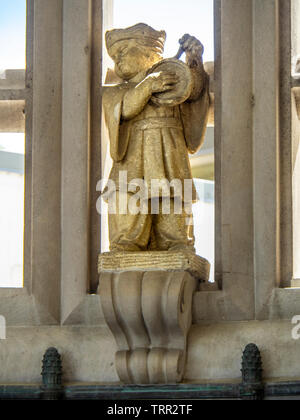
<box><xmin>106</xmin><ymin>23</ymin><xmax>166</xmax><ymax>55</ymax></box>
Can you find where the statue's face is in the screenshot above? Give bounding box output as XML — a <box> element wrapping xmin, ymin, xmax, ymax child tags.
<box><xmin>110</xmin><ymin>40</ymin><xmax>161</xmax><ymax>80</ymax></box>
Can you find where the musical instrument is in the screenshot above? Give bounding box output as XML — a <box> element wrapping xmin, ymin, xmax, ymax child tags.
<box><xmin>147</xmin><ymin>42</ymin><xmax>193</xmax><ymax>107</ymax></box>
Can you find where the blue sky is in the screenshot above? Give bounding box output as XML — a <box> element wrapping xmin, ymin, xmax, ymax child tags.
<box><xmin>0</xmin><ymin>0</ymin><xmax>26</xmax><ymax>70</ymax></box>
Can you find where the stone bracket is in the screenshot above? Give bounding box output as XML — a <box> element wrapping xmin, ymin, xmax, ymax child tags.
<box><xmin>98</xmin><ymin>270</ymin><xmax>198</xmax><ymax>384</ymax></box>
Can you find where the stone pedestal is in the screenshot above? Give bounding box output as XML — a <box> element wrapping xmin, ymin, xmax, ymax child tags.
<box><xmin>98</xmin><ymin>252</ymin><xmax>210</xmax><ymax>384</ymax></box>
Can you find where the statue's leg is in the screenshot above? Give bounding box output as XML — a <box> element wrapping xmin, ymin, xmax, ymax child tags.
<box><xmin>109</xmin><ymin>191</ymin><xmax>152</xmax><ymax>251</ymax></box>
<box><xmin>153</xmin><ymin>199</ymin><xmax>195</xmax><ymax>251</ymax></box>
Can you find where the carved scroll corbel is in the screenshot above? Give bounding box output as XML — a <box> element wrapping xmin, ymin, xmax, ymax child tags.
<box><xmin>99</xmin><ymin>268</ymin><xmax>200</xmax><ymax>384</ymax></box>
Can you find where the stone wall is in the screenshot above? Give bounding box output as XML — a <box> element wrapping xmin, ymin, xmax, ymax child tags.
<box><xmin>0</xmin><ymin>0</ymin><xmax>300</xmax><ymax>386</ymax></box>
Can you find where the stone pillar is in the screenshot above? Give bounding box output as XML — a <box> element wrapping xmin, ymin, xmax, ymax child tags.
<box><xmin>98</xmin><ymin>251</ymin><xmax>210</xmax><ymax>384</ymax></box>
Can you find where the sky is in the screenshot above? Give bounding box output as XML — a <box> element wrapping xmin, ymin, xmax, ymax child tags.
<box><xmin>113</xmin><ymin>0</ymin><xmax>214</xmax><ymax>62</ymax></box>
<box><xmin>0</xmin><ymin>0</ymin><xmax>26</xmax><ymax>71</ymax></box>
<box><xmin>0</xmin><ymin>133</ymin><xmax>24</xmax><ymax>154</ymax></box>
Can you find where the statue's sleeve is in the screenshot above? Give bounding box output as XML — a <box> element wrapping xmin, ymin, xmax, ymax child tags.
<box><xmin>102</xmin><ymin>85</ymin><xmax>132</xmax><ymax>162</ymax></box>
<box><xmin>179</xmin><ymin>78</ymin><xmax>210</xmax><ymax>155</ymax></box>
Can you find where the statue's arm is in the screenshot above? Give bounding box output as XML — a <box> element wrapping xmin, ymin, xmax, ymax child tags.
<box><xmin>179</xmin><ymin>36</ymin><xmax>210</xmax><ymax>153</ymax></box>
<box><xmin>122</xmin><ymin>72</ymin><xmax>179</xmax><ymax>120</ymax></box>
<box><xmin>121</xmin><ymin>81</ymin><xmax>152</xmax><ymax>120</ymax></box>
<box><xmin>179</xmin><ymin>34</ymin><xmax>208</xmax><ymax>101</ymax></box>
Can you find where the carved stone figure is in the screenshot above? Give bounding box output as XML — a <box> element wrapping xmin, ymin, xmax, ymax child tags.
<box><xmin>98</xmin><ymin>23</ymin><xmax>211</xmax><ymax>385</ymax></box>
<box><xmin>102</xmin><ymin>23</ymin><xmax>210</xmax><ymax>253</ymax></box>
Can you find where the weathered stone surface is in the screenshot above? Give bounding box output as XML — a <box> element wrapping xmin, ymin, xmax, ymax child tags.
<box><xmin>98</xmin><ymin>251</ymin><xmax>210</xmax><ymax>282</ymax></box>
<box><xmin>0</xmin><ymin>320</ymin><xmax>300</xmax><ymax>384</ymax></box>
<box><xmin>98</xmin><ymin>270</ymin><xmax>197</xmax><ymax>384</ymax></box>
<box><xmin>0</xmin><ymin>69</ymin><xmax>25</xmax><ymax>89</ymax></box>
<box><xmin>103</xmin><ymin>23</ymin><xmax>210</xmax><ymax>253</ymax></box>
<box><xmin>0</xmin><ymin>100</ymin><xmax>25</xmax><ymax>132</ymax></box>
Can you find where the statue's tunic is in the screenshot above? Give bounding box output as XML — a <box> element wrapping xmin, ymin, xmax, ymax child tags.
<box><xmin>102</xmin><ymin>80</ymin><xmax>210</xmax><ymax>203</ymax></box>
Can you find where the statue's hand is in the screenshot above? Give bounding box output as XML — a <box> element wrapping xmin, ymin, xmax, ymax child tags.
<box><xmin>179</xmin><ymin>34</ymin><xmax>204</xmax><ymax>67</ymax></box>
<box><xmin>142</xmin><ymin>71</ymin><xmax>179</xmax><ymax>94</ymax></box>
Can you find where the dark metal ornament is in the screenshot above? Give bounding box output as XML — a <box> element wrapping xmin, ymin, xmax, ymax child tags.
<box><xmin>41</xmin><ymin>347</ymin><xmax>63</xmax><ymax>400</ymax></box>
<box><xmin>239</xmin><ymin>343</ymin><xmax>264</xmax><ymax>400</ymax></box>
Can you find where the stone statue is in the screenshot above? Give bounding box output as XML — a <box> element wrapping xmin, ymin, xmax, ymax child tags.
<box><xmin>102</xmin><ymin>23</ymin><xmax>210</xmax><ymax>253</ymax></box>
<box><xmin>98</xmin><ymin>23</ymin><xmax>211</xmax><ymax>385</ymax></box>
